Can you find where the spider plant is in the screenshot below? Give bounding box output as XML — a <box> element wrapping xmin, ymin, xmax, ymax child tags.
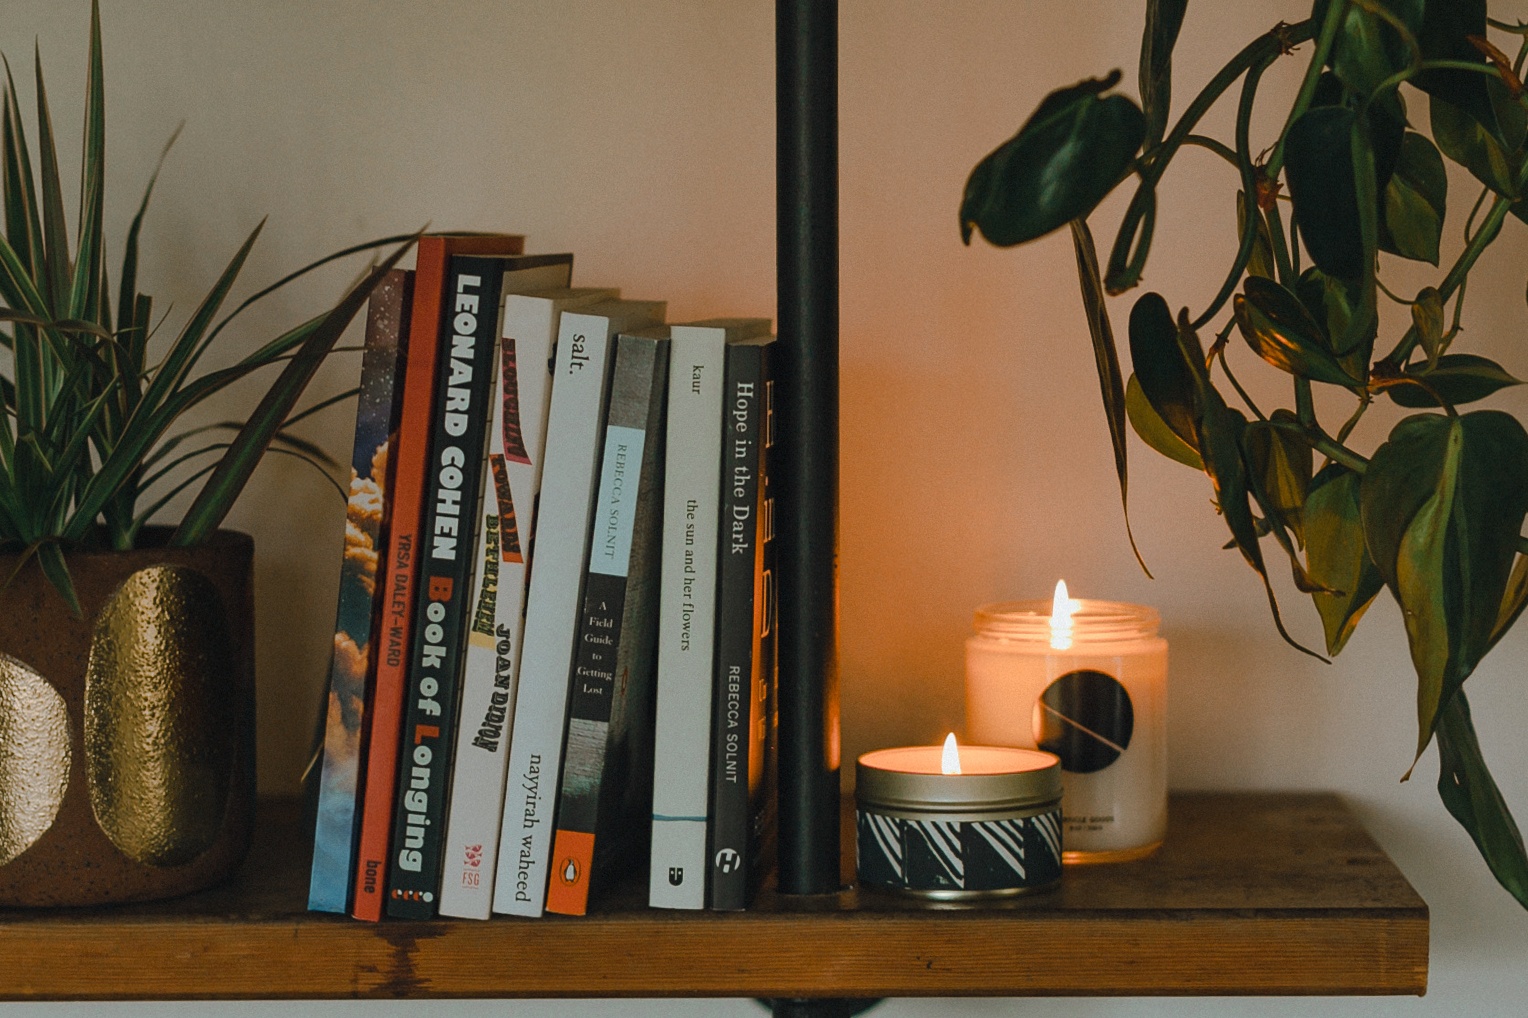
<box><xmin>0</xmin><ymin>1</ymin><xmax>417</xmax><ymax>612</ymax></box>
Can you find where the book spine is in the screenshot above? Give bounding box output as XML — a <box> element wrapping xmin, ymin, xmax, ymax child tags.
<box><xmin>648</xmin><ymin>333</ymin><xmax>726</xmax><ymax>909</ymax></box>
<box><xmin>307</xmin><ymin>269</ymin><xmax>412</xmax><ymax>913</ymax></box>
<box><xmin>752</xmin><ymin>355</ymin><xmax>779</xmax><ymax>903</ymax></box>
<box><xmin>350</xmin><ymin>237</ymin><xmax>522</xmax><ymax>921</ymax></box>
<box><xmin>492</xmin><ymin>316</ymin><xmax>619</xmax><ymax>917</ymax></box>
<box><xmin>350</xmin><ymin>243</ymin><xmax>445</xmax><ymax>921</ymax></box>
<box><xmin>708</xmin><ymin>343</ymin><xmax>764</xmax><ymax>911</ymax></box>
<box><xmin>546</xmin><ymin>334</ymin><xmax>669</xmax><ymax>916</ymax></box>
<box><xmin>437</xmin><ymin>299</ymin><xmax>557</xmax><ymax>919</ymax></box>
<box><xmin>384</xmin><ymin>257</ymin><xmax>506</xmax><ymax>918</ymax></box>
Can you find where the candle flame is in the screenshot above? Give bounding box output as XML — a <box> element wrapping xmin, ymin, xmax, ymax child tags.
<box><xmin>941</xmin><ymin>733</ymin><xmax>962</xmax><ymax>775</ymax></box>
<box><xmin>1050</xmin><ymin>579</ymin><xmax>1081</xmax><ymax>651</ymax></box>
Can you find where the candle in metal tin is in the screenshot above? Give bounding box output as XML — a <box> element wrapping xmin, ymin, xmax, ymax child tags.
<box><xmin>855</xmin><ymin>735</ymin><xmax>1062</xmax><ymax>900</ymax></box>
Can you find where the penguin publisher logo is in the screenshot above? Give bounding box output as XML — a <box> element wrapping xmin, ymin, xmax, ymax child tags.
<box><xmin>668</xmin><ymin>866</ymin><xmax>684</xmax><ymax>886</ymax></box>
<box><xmin>559</xmin><ymin>857</ymin><xmax>580</xmax><ymax>885</ymax></box>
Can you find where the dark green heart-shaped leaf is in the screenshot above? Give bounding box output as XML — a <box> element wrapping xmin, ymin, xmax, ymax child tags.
<box><xmin>1304</xmin><ymin>463</ymin><xmax>1385</xmax><ymax>656</ymax></box>
<box><xmin>1125</xmin><ymin>373</ymin><xmax>1201</xmax><ymax>470</ymax></box>
<box><xmin>1139</xmin><ymin>0</ymin><xmax>1188</xmax><ymax>148</ymax></box>
<box><xmin>1244</xmin><ymin>412</ymin><xmax>1313</xmax><ymax>548</ymax></box>
<box><xmin>1236</xmin><ymin>191</ymin><xmax>1277</xmax><ymax>280</ymax></box>
<box><xmin>1177</xmin><ymin>311</ymin><xmax>1325</xmax><ymax>661</ymax></box>
<box><xmin>1380</xmin><ymin>133</ymin><xmax>1448</xmax><ymax>265</ymax></box>
<box><xmin>1361</xmin><ymin>411</ymin><xmax>1528</xmax><ymax>755</ymax></box>
<box><xmin>1386</xmin><ymin>353</ymin><xmax>1524</xmax><ymax>409</ymax></box>
<box><xmin>1128</xmin><ymin>291</ymin><xmax>1198</xmax><ymax>451</ymax></box>
<box><xmin>1287</xmin><ymin>105</ymin><xmax>1365</xmax><ymax>278</ymax></box>
<box><xmin>1316</xmin><ymin>0</ymin><xmax>1425</xmax><ymax>97</ymax></box>
<box><xmin>1432</xmin><ymin>93</ymin><xmax>1519</xmax><ymax>198</ymax></box>
<box><xmin>961</xmin><ymin>71</ymin><xmax>1146</xmax><ymax>247</ymax></box>
<box><xmin>1415</xmin><ymin>0</ymin><xmax>1498</xmax><ymax>138</ymax></box>
<box><xmin>1436</xmin><ymin>692</ymin><xmax>1528</xmax><ymax>909</ymax></box>
<box><xmin>1070</xmin><ymin>219</ymin><xmax>1146</xmax><ymax>574</ymax></box>
<box><xmin>1296</xmin><ymin>267</ymin><xmax>1376</xmax><ymax>375</ymax></box>
<box><xmin>1235</xmin><ymin>276</ymin><xmax>1362</xmax><ymax>389</ymax></box>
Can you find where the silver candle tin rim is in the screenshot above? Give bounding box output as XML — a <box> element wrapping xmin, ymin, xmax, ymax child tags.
<box><xmin>855</xmin><ymin>746</ymin><xmax>1061</xmax><ymax>814</ymax></box>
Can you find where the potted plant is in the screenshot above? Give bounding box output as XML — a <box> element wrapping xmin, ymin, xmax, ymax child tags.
<box><xmin>961</xmin><ymin>0</ymin><xmax>1528</xmax><ymax>907</ymax></box>
<box><xmin>0</xmin><ymin>1</ymin><xmax>414</xmax><ymax>905</ymax></box>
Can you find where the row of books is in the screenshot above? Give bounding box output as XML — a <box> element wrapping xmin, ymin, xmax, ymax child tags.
<box><xmin>306</xmin><ymin>234</ymin><xmax>777</xmax><ymax>920</ymax></box>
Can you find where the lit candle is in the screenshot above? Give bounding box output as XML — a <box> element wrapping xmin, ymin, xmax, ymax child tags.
<box><xmin>964</xmin><ymin>582</ymin><xmax>1168</xmax><ymax>863</ymax></box>
<box><xmin>855</xmin><ymin>735</ymin><xmax>1062</xmax><ymax>899</ymax></box>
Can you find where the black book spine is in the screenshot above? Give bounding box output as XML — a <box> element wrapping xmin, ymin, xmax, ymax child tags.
<box><xmin>385</xmin><ymin>256</ymin><xmax>506</xmax><ymax>918</ymax></box>
<box><xmin>708</xmin><ymin>341</ymin><xmax>767</xmax><ymax>910</ymax></box>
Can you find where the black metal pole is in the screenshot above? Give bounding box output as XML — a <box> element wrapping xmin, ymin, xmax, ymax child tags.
<box><xmin>775</xmin><ymin>0</ymin><xmax>841</xmax><ymax>897</ymax></box>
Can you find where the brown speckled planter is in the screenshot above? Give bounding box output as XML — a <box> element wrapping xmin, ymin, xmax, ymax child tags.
<box><xmin>0</xmin><ymin>529</ymin><xmax>255</xmax><ymax>906</ymax></box>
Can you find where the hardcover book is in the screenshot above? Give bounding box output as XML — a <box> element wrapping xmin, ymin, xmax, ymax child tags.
<box><xmin>307</xmin><ymin>268</ymin><xmax>414</xmax><ymax>913</ymax></box>
<box><xmin>438</xmin><ymin>285</ymin><xmax>618</xmax><ymax>920</ymax></box>
<box><xmin>648</xmin><ymin>318</ymin><xmax>772</xmax><ymax>910</ymax></box>
<box><xmin>492</xmin><ymin>297</ymin><xmax>666</xmax><ymax>917</ymax></box>
<box><xmin>546</xmin><ymin>326</ymin><xmax>671</xmax><ymax>916</ymax></box>
<box><xmin>708</xmin><ymin>334</ymin><xmax>777</xmax><ymax>911</ymax></box>
<box><xmin>386</xmin><ymin>253</ymin><xmax>573</xmax><ymax>918</ymax></box>
<box><xmin>350</xmin><ymin>233</ymin><xmax>524</xmax><ymax>922</ymax></box>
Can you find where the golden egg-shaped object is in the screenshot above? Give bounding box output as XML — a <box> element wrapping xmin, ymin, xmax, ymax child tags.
<box><xmin>85</xmin><ymin>566</ymin><xmax>235</xmax><ymax>867</ymax></box>
<box><xmin>0</xmin><ymin>655</ymin><xmax>71</xmax><ymax>867</ymax></box>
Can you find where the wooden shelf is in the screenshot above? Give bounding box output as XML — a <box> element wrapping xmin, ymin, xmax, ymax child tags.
<box><xmin>0</xmin><ymin>791</ymin><xmax>1426</xmax><ymax>1001</ymax></box>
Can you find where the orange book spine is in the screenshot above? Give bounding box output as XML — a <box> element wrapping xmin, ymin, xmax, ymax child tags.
<box><xmin>350</xmin><ymin>233</ymin><xmax>524</xmax><ymax>920</ymax></box>
<box><xmin>544</xmin><ymin>830</ymin><xmax>596</xmax><ymax>916</ymax></box>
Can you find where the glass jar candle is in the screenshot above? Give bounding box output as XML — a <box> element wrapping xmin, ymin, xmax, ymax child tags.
<box><xmin>964</xmin><ymin>584</ymin><xmax>1167</xmax><ymax>863</ymax></box>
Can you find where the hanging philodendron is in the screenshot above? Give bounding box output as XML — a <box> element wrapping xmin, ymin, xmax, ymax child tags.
<box><xmin>962</xmin><ymin>0</ymin><xmax>1528</xmax><ymax>910</ymax></box>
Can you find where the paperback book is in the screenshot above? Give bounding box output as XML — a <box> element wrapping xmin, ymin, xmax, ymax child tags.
<box><xmin>438</xmin><ymin>285</ymin><xmax>618</xmax><ymax>920</ymax></box>
<box><xmin>708</xmin><ymin>334</ymin><xmax>777</xmax><ymax>911</ymax></box>
<box><xmin>546</xmin><ymin>326</ymin><xmax>671</xmax><ymax>916</ymax></box>
<box><xmin>386</xmin><ymin>253</ymin><xmax>573</xmax><ymax>918</ymax></box>
<box><xmin>307</xmin><ymin>268</ymin><xmax>414</xmax><ymax>913</ymax></box>
<box><xmin>493</xmin><ymin>298</ymin><xmax>666</xmax><ymax>917</ymax></box>
<box><xmin>351</xmin><ymin>233</ymin><xmax>524</xmax><ymax>921</ymax></box>
<box><xmin>648</xmin><ymin>319</ymin><xmax>771</xmax><ymax>910</ymax></box>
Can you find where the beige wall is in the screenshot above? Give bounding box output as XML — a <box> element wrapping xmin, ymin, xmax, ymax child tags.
<box><xmin>3</xmin><ymin>1</ymin><xmax>1528</xmax><ymax>1015</ymax></box>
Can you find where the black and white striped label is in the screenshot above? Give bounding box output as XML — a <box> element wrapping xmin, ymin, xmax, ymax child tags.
<box><xmin>856</xmin><ymin>808</ymin><xmax>1062</xmax><ymax>894</ymax></box>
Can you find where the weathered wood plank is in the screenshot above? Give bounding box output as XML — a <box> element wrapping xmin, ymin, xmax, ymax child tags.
<box><xmin>0</xmin><ymin>792</ymin><xmax>1428</xmax><ymax>999</ymax></box>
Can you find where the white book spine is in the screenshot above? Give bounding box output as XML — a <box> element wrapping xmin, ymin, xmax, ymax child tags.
<box><xmin>492</xmin><ymin>302</ymin><xmax>662</xmax><ymax>916</ymax></box>
<box><xmin>648</xmin><ymin>330</ymin><xmax>726</xmax><ymax>909</ymax></box>
<box><xmin>437</xmin><ymin>295</ymin><xmax>559</xmax><ymax>919</ymax></box>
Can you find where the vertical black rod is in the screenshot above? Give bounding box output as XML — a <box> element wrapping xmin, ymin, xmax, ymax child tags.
<box><xmin>775</xmin><ymin>0</ymin><xmax>841</xmax><ymax>896</ymax></box>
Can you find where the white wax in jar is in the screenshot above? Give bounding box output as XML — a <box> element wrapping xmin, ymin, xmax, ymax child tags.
<box><xmin>965</xmin><ymin>599</ymin><xmax>1167</xmax><ymax>862</ymax></box>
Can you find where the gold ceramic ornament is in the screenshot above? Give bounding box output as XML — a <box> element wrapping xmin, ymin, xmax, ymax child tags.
<box><xmin>85</xmin><ymin>565</ymin><xmax>236</xmax><ymax>867</ymax></box>
<box><xmin>0</xmin><ymin>654</ymin><xmax>71</xmax><ymax>867</ymax></box>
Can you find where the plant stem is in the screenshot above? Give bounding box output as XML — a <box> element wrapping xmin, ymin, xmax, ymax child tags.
<box><xmin>1336</xmin><ymin>393</ymin><xmax>1370</xmax><ymax>444</ymax></box>
<box><xmin>1106</xmin><ymin>18</ymin><xmax>1317</xmax><ymax>291</ymax></box>
<box><xmin>1192</xmin><ymin>47</ymin><xmax>1278</xmax><ymax>328</ymax></box>
<box><xmin>1265</xmin><ymin>0</ymin><xmax>1350</xmax><ymax>181</ymax></box>
<box><xmin>1215</xmin><ymin>330</ymin><xmax>1267</xmax><ymax>422</ymax></box>
<box><xmin>1295</xmin><ymin>377</ymin><xmax>1316</xmax><ymax>427</ymax></box>
<box><xmin>1268</xmin><ymin>413</ymin><xmax>1368</xmax><ymax>473</ymax></box>
<box><xmin>1385</xmin><ymin>195</ymin><xmax>1514</xmax><ymax>364</ymax></box>
<box><xmin>1264</xmin><ymin>202</ymin><xmax>1297</xmax><ymax>288</ymax></box>
<box><xmin>1182</xmin><ymin>134</ymin><xmax>1241</xmax><ymax>166</ymax></box>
